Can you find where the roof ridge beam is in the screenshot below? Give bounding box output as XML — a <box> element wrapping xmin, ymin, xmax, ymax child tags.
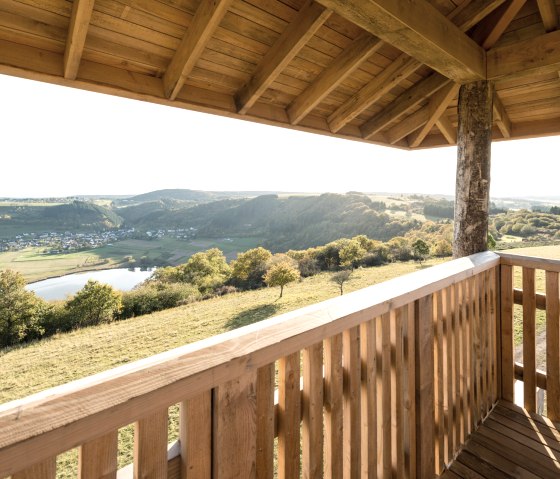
<box><xmin>163</xmin><ymin>0</ymin><xmax>232</xmax><ymax>100</ymax></box>
<box><xmin>64</xmin><ymin>0</ymin><xmax>95</xmax><ymax>80</ymax></box>
<box><xmin>236</xmin><ymin>0</ymin><xmax>332</xmax><ymax>115</ymax></box>
<box><xmin>314</xmin><ymin>0</ymin><xmax>485</xmax><ymax>83</ymax></box>
<box><xmin>287</xmin><ymin>31</ymin><xmax>382</xmax><ymax>125</ymax></box>
<box><xmin>360</xmin><ymin>73</ymin><xmax>451</xmax><ymax>140</ymax></box>
<box><xmin>536</xmin><ymin>0</ymin><xmax>559</xmax><ymax>33</ymax></box>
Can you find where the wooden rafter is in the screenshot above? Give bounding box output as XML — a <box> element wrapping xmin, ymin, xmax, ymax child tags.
<box><xmin>287</xmin><ymin>32</ymin><xmax>381</xmax><ymax>125</ymax></box>
<box><xmin>163</xmin><ymin>0</ymin><xmax>232</xmax><ymax>101</ymax></box>
<box><xmin>64</xmin><ymin>0</ymin><xmax>95</xmax><ymax>80</ymax></box>
<box><xmin>328</xmin><ymin>0</ymin><xmax>504</xmax><ymax>134</ymax></box>
<box><xmin>315</xmin><ymin>0</ymin><xmax>485</xmax><ymax>83</ymax></box>
<box><xmin>360</xmin><ymin>73</ymin><xmax>451</xmax><ymax>140</ymax></box>
<box><xmin>386</xmin><ymin>107</ymin><xmax>430</xmax><ymax>145</ymax></box>
<box><xmin>406</xmin><ymin>83</ymin><xmax>461</xmax><ymax>147</ymax></box>
<box><xmin>473</xmin><ymin>0</ymin><xmax>527</xmax><ymax>50</ymax></box>
<box><xmin>436</xmin><ymin>115</ymin><xmax>457</xmax><ymax>144</ymax></box>
<box><xmin>537</xmin><ymin>0</ymin><xmax>559</xmax><ymax>32</ymax></box>
<box><xmin>493</xmin><ymin>92</ymin><xmax>512</xmax><ymax>137</ymax></box>
<box><xmin>236</xmin><ymin>0</ymin><xmax>332</xmax><ymax>115</ymax></box>
<box><xmin>487</xmin><ymin>29</ymin><xmax>560</xmax><ymax>80</ymax></box>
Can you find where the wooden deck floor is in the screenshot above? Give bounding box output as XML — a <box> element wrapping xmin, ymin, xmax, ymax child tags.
<box><xmin>440</xmin><ymin>400</ymin><xmax>560</xmax><ymax>479</ymax></box>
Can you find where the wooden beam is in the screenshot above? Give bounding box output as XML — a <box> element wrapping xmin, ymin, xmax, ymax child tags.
<box><xmin>492</xmin><ymin>92</ymin><xmax>512</xmax><ymax>138</ymax></box>
<box><xmin>360</xmin><ymin>73</ymin><xmax>451</xmax><ymax>140</ymax></box>
<box><xmin>453</xmin><ymin>81</ymin><xmax>493</xmax><ymax>258</ymax></box>
<box><xmin>407</xmin><ymin>83</ymin><xmax>460</xmax><ymax>147</ymax></box>
<box><xmin>487</xmin><ymin>30</ymin><xmax>560</xmax><ymax>80</ymax></box>
<box><xmin>386</xmin><ymin>107</ymin><xmax>429</xmax><ymax>145</ymax></box>
<box><xmin>163</xmin><ymin>0</ymin><xmax>232</xmax><ymax>100</ymax></box>
<box><xmin>436</xmin><ymin>115</ymin><xmax>456</xmax><ymax>144</ymax></box>
<box><xmin>473</xmin><ymin>0</ymin><xmax>527</xmax><ymax>50</ymax></box>
<box><xmin>449</xmin><ymin>0</ymin><xmax>507</xmax><ymax>32</ymax></box>
<box><xmin>236</xmin><ymin>0</ymin><xmax>331</xmax><ymax>115</ymax></box>
<box><xmin>536</xmin><ymin>0</ymin><xmax>558</xmax><ymax>32</ymax></box>
<box><xmin>314</xmin><ymin>0</ymin><xmax>485</xmax><ymax>83</ymax></box>
<box><xmin>64</xmin><ymin>0</ymin><xmax>95</xmax><ymax>80</ymax></box>
<box><xmin>287</xmin><ymin>32</ymin><xmax>381</xmax><ymax>125</ymax></box>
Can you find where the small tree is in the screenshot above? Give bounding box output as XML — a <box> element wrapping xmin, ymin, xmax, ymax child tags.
<box><xmin>331</xmin><ymin>270</ymin><xmax>351</xmax><ymax>295</ymax></box>
<box><xmin>263</xmin><ymin>261</ymin><xmax>300</xmax><ymax>298</ymax></box>
<box><xmin>412</xmin><ymin>239</ymin><xmax>430</xmax><ymax>265</ymax></box>
<box><xmin>231</xmin><ymin>247</ymin><xmax>272</xmax><ymax>289</ymax></box>
<box><xmin>64</xmin><ymin>280</ymin><xmax>122</xmax><ymax>329</ymax></box>
<box><xmin>339</xmin><ymin>240</ymin><xmax>366</xmax><ymax>270</ymax></box>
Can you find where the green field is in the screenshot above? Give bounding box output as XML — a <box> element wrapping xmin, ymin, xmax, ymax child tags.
<box><xmin>0</xmin><ymin>237</ymin><xmax>265</xmax><ymax>282</ymax></box>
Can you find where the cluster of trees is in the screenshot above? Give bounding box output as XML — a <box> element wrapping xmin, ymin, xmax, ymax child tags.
<box><xmin>1</xmin><ymin>228</ymin><xmax>454</xmax><ymax>349</ymax></box>
<box><xmin>490</xmin><ymin>210</ymin><xmax>560</xmax><ymax>240</ymax></box>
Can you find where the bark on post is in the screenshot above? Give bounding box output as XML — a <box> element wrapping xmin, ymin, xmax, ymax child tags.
<box><xmin>453</xmin><ymin>81</ymin><xmax>493</xmax><ymax>258</ymax></box>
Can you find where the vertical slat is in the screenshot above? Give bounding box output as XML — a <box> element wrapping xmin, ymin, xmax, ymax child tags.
<box><xmin>471</xmin><ymin>275</ymin><xmax>481</xmax><ymax>428</ymax></box>
<box><xmin>406</xmin><ymin>303</ymin><xmax>416</xmax><ymax>479</ymax></box>
<box><xmin>343</xmin><ymin>326</ymin><xmax>361</xmax><ymax>479</ymax></box>
<box><xmin>390</xmin><ymin>310</ymin><xmax>398</xmax><ymax>477</ymax></box>
<box><xmin>488</xmin><ymin>267</ymin><xmax>497</xmax><ymax>406</ymax></box>
<box><xmin>395</xmin><ymin>308</ymin><xmax>404</xmax><ymax>478</ymax></box>
<box><xmin>381</xmin><ymin>313</ymin><xmax>392</xmax><ymax>479</ymax></box>
<box><xmin>445</xmin><ymin>286</ymin><xmax>455</xmax><ymax>462</ymax></box>
<box><xmin>480</xmin><ymin>271</ymin><xmax>489</xmax><ymax>417</ymax></box>
<box><xmin>360</xmin><ymin>319</ymin><xmax>376</xmax><ymax>479</ymax></box>
<box><xmin>12</xmin><ymin>458</ymin><xmax>56</xmax><ymax>479</ymax></box>
<box><xmin>180</xmin><ymin>391</ymin><xmax>212</xmax><ymax>479</ymax></box>
<box><xmin>501</xmin><ymin>264</ymin><xmax>514</xmax><ymax>402</ymax></box>
<box><xmin>134</xmin><ymin>409</ymin><xmax>168</xmax><ymax>479</ymax></box>
<box><xmin>546</xmin><ymin>271</ymin><xmax>560</xmax><ymax>422</ymax></box>
<box><xmin>461</xmin><ymin>280</ymin><xmax>471</xmax><ymax>437</ymax></box>
<box><xmin>303</xmin><ymin>342</ymin><xmax>324</xmax><ymax>479</ymax></box>
<box><xmin>493</xmin><ymin>266</ymin><xmax>501</xmax><ymax>403</ymax></box>
<box><xmin>278</xmin><ymin>352</ymin><xmax>301</xmax><ymax>479</ymax></box>
<box><xmin>435</xmin><ymin>291</ymin><xmax>445</xmax><ymax>471</ymax></box>
<box><xmin>415</xmin><ymin>294</ymin><xmax>435</xmax><ymax>479</ymax></box>
<box><xmin>79</xmin><ymin>431</ymin><xmax>118</xmax><ymax>478</ymax></box>
<box><xmin>453</xmin><ymin>282</ymin><xmax>462</xmax><ymax>448</ymax></box>
<box><xmin>324</xmin><ymin>334</ymin><xmax>343</xmax><ymax>479</ymax></box>
<box><xmin>376</xmin><ymin>315</ymin><xmax>384</xmax><ymax>479</ymax></box>
<box><xmin>213</xmin><ymin>372</ymin><xmax>257</xmax><ymax>479</ymax></box>
<box><xmin>522</xmin><ymin>267</ymin><xmax>536</xmax><ymax>413</ymax></box>
<box><xmin>256</xmin><ymin>364</ymin><xmax>275</xmax><ymax>479</ymax></box>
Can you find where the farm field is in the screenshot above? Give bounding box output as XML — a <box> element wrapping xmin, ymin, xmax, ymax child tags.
<box><xmin>0</xmin><ymin>237</ymin><xmax>265</xmax><ymax>282</ymax></box>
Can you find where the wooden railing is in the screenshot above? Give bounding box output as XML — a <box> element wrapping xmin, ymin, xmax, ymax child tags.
<box><xmin>499</xmin><ymin>253</ymin><xmax>560</xmax><ymax>422</ymax></box>
<box><xmin>0</xmin><ymin>251</ymin><xmax>503</xmax><ymax>478</ymax></box>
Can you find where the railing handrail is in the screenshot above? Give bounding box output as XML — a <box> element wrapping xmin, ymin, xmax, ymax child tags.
<box><xmin>499</xmin><ymin>251</ymin><xmax>560</xmax><ymax>272</ymax></box>
<box><xmin>0</xmin><ymin>251</ymin><xmax>499</xmax><ymax>475</ymax></box>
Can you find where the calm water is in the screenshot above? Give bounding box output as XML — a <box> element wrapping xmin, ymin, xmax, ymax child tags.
<box><xmin>26</xmin><ymin>268</ymin><xmax>155</xmax><ymax>300</ymax></box>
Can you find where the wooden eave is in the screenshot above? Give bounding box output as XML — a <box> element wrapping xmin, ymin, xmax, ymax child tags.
<box><xmin>1</xmin><ymin>0</ymin><xmax>560</xmax><ymax>149</ymax></box>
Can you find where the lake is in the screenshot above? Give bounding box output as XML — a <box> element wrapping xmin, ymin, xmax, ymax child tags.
<box><xmin>27</xmin><ymin>268</ymin><xmax>155</xmax><ymax>300</ymax></box>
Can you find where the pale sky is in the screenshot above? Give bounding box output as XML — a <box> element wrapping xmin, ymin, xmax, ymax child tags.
<box><xmin>1</xmin><ymin>73</ymin><xmax>559</xmax><ymax>199</ymax></box>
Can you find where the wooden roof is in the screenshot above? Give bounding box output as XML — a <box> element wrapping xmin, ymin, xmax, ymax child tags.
<box><xmin>1</xmin><ymin>0</ymin><xmax>560</xmax><ymax>149</ymax></box>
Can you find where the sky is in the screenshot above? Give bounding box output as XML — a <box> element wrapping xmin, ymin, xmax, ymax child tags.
<box><xmin>1</xmin><ymin>73</ymin><xmax>559</xmax><ymax>199</ymax></box>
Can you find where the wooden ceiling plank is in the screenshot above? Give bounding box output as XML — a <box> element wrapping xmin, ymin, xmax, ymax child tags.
<box><xmin>328</xmin><ymin>0</ymin><xmax>501</xmax><ymax>134</ymax></box>
<box><xmin>487</xmin><ymin>29</ymin><xmax>560</xmax><ymax>80</ymax></box>
<box><xmin>493</xmin><ymin>91</ymin><xmax>512</xmax><ymax>137</ymax></box>
<box><xmin>436</xmin><ymin>115</ymin><xmax>457</xmax><ymax>144</ymax></box>
<box><xmin>473</xmin><ymin>0</ymin><xmax>527</xmax><ymax>49</ymax></box>
<box><xmin>235</xmin><ymin>0</ymin><xmax>332</xmax><ymax>115</ymax></box>
<box><xmin>536</xmin><ymin>0</ymin><xmax>559</xmax><ymax>33</ymax></box>
<box><xmin>386</xmin><ymin>106</ymin><xmax>430</xmax><ymax>145</ymax></box>
<box><xmin>287</xmin><ymin>31</ymin><xmax>382</xmax><ymax>125</ymax></box>
<box><xmin>64</xmin><ymin>0</ymin><xmax>95</xmax><ymax>80</ymax></box>
<box><xmin>407</xmin><ymin>82</ymin><xmax>461</xmax><ymax>147</ymax></box>
<box><xmin>314</xmin><ymin>0</ymin><xmax>485</xmax><ymax>83</ymax></box>
<box><xmin>360</xmin><ymin>73</ymin><xmax>451</xmax><ymax>139</ymax></box>
<box><xmin>163</xmin><ymin>0</ymin><xmax>232</xmax><ymax>101</ymax></box>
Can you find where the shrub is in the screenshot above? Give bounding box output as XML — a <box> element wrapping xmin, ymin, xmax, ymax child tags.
<box><xmin>64</xmin><ymin>280</ymin><xmax>122</xmax><ymax>329</ymax></box>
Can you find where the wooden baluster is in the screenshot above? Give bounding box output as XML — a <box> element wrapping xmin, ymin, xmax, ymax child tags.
<box><xmin>213</xmin><ymin>372</ymin><xmax>257</xmax><ymax>479</ymax></box>
<box><xmin>324</xmin><ymin>334</ymin><xmax>343</xmax><ymax>479</ymax></box>
<box><xmin>405</xmin><ymin>303</ymin><xmax>416</xmax><ymax>479</ymax></box>
<box><xmin>79</xmin><ymin>431</ymin><xmax>118</xmax><ymax>478</ymax></box>
<box><xmin>444</xmin><ymin>286</ymin><xmax>455</xmax><ymax>463</ymax></box>
<box><xmin>376</xmin><ymin>315</ymin><xmax>384</xmax><ymax>479</ymax></box>
<box><xmin>395</xmin><ymin>308</ymin><xmax>404</xmax><ymax>478</ymax></box>
<box><xmin>415</xmin><ymin>294</ymin><xmax>434</xmax><ymax>479</ymax></box>
<box><xmin>453</xmin><ymin>282</ymin><xmax>463</xmax><ymax>447</ymax></box>
<box><xmin>278</xmin><ymin>352</ymin><xmax>301</xmax><ymax>479</ymax></box>
<box><xmin>134</xmin><ymin>409</ymin><xmax>169</xmax><ymax>478</ymax></box>
<box><xmin>256</xmin><ymin>364</ymin><xmax>275</xmax><ymax>479</ymax></box>
<box><xmin>481</xmin><ymin>271</ymin><xmax>490</xmax><ymax>417</ymax></box>
<box><xmin>501</xmin><ymin>264</ymin><xmax>514</xmax><ymax>403</ymax></box>
<box><xmin>462</xmin><ymin>280</ymin><xmax>471</xmax><ymax>436</ymax></box>
<box><xmin>381</xmin><ymin>313</ymin><xmax>392</xmax><ymax>479</ymax></box>
<box><xmin>546</xmin><ymin>271</ymin><xmax>560</xmax><ymax>422</ymax></box>
<box><xmin>343</xmin><ymin>326</ymin><xmax>361</xmax><ymax>479</ymax></box>
<box><xmin>523</xmin><ymin>267</ymin><xmax>537</xmax><ymax>413</ymax></box>
<box><xmin>12</xmin><ymin>458</ymin><xmax>56</xmax><ymax>479</ymax></box>
<box><xmin>471</xmin><ymin>275</ymin><xmax>480</xmax><ymax>428</ymax></box>
<box><xmin>435</xmin><ymin>290</ymin><xmax>445</xmax><ymax>471</ymax></box>
<box><xmin>360</xmin><ymin>319</ymin><xmax>376</xmax><ymax>479</ymax></box>
<box><xmin>303</xmin><ymin>342</ymin><xmax>324</xmax><ymax>479</ymax></box>
<box><xmin>180</xmin><ymin>391</ymin><xmax>212</xmax><ymax>479</ymax></box>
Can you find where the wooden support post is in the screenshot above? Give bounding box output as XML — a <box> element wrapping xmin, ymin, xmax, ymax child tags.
<box><xmin>415</xmin><ymin>295</ymin><xmax>435</xmax><ymax>478</ymax></box>
<box><xmin>453</xmin><ymin>81</ymin><xmax>494</xmax><ymax>258</ymax></box>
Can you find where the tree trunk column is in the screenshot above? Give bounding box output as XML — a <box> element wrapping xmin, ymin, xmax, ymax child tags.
<box><xmin>453</xmin><ymin>80</ymin><xmax>493</xmax><ymax>259</ymax></box>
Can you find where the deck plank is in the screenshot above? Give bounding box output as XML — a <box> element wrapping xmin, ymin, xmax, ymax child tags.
<box><xmin>439</xmin><ymin>401</ymin><xmax>560</xmax><ymax>479</ymax></box>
